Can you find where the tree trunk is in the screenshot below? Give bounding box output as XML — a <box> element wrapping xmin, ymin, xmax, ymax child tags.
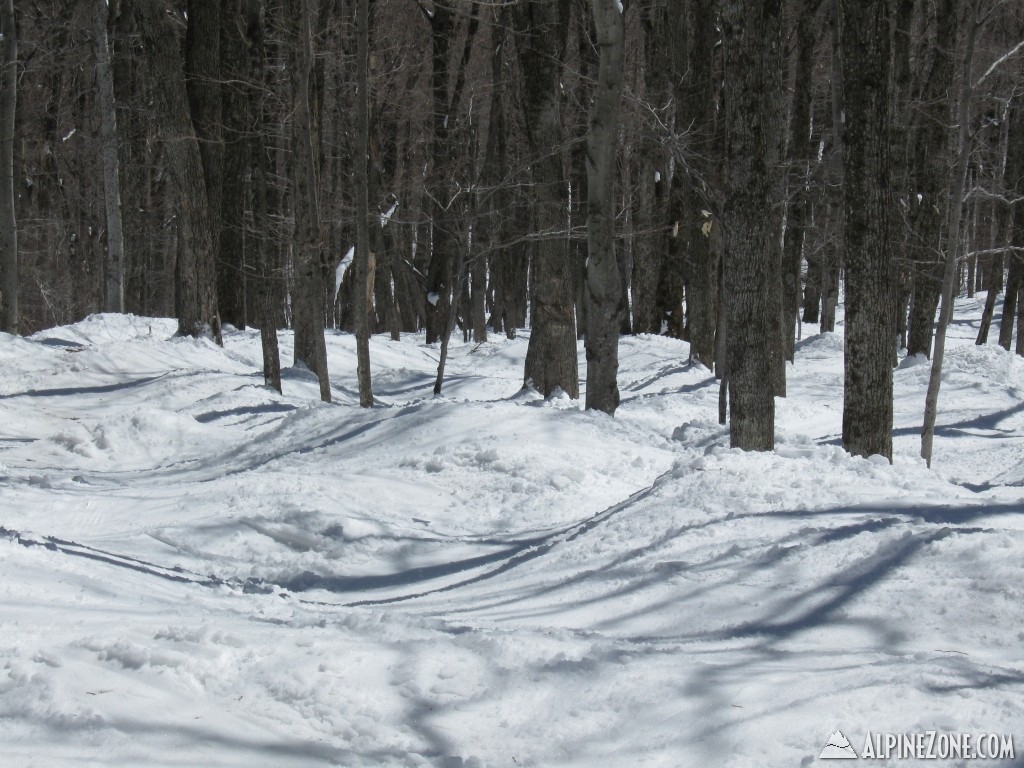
<box><xmin>840</xmin><ymin>0</ymin><xmax>895</xmax><ymax>461</ymax></box>
<box><xmin>676</xmin><ymin>0</ymin><xmax>719</xmax><ymax>366</ymax></box>
<box><xmin>515</xmin><ymin>0</ymin><xmax>578</xmax><ymax>399</ymax></box>
<box><xmin>782</xmin><ymin>0</ymin><xmax>819</xmax><ymax>363</ymax></box>
<box><xmin>185</xmin><ymin>0</ymin><xmax>225</xmax><ymax>319</ymax></box>
<box><xmin>353</xmin><ymin>0</ymin><xmax>373</xmax><ymax>407</ymax></box>
<box><xmin>906</xmin><ymin>0</ymin><xmax>957</xmax><ymax>358</ymax></box>
<box><xmin>571</xmin><ymin>0</ymin><xmax>595</xmax><ymax>342</ymax></box>
<box><xmin>584</xmin><ymin>0</ymin><xmax>625</xmax><ymax>415</ymax></box>
<box><xmin>0</xmin><ymin>0</ymin><xmax>16</xmax><ymax>333</ymax></box>
<box><xmin>889</xmin><ymin>0</ymin><xmax>914</xmax><ymax>355</ymax></box>
<box><xmin>292</xmin><ymin>0</ymin><xmax>330</xmax><ymax>402</ymax></box>
<box><xmin>423</xmin><ymin>6</ymin><xmax>454</xmax><ymax>345</ymax></box>
<box><xmin>218</xmin><ymin>0</ymin><xmax>251</xmax><ymax>329</ymax></box>
<box><xmin>479</xmin><ymin>6</ymin><xmax>511</xmax><ymax>339</ymax></box>
<box><xmin>244</xmin><ymin>0</ymin><xmax>281</xmax><ymax>392</ymax></box>
<box><xmin>130</xmin><ymin>0</ymin><xmax>221</xmax><ymax>343</ymax></box>
<box><xmin>94</xmin><ymin>0</ymin><xmax>125</xmax><ymax>315</ymax></box>
<box><xmin>630</xmin><ymin>2</ymin><xmax>668</xmax><ymax>336</ymax></box>
<box><xmin>720</xmin><ymin>0</ymin><xmax>785</xmax><ymax>450</ymax></box>
<box><xmin>996</xmin><ymin>62</ymin><xmax>1024</xmax><ymax>350</ymax></box>
<box><xmin>976</xmin><ymin>250</ymin><xmax>1002</xmax><ymax>344</ymax></box>
<box><xmin>921</xmin><ymin>0</ymin><xmax>979</xmax><ymax>466</ymax></box>
<box><xmin>1000</xmin><ymin>255</ymin><xmax>1020</xmax><ymax>350</ymax></box>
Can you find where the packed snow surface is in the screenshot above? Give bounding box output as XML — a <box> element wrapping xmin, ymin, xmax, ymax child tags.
<box><xmin>1</xmin><ymin>297</ymin><xmax>1022</xmax><ymax>767</ymax></box>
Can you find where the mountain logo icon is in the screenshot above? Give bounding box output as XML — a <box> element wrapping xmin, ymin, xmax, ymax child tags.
<box><xmin>819</xmin><ymin>730</ymin><xmax>858</xmax><ymax>759</ymax></box>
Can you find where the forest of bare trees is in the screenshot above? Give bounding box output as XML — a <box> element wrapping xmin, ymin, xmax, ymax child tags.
<box><xmin>1</xmin><ymin>0</ymin><xmax>1023</xmax><ymax>461</ymax></box>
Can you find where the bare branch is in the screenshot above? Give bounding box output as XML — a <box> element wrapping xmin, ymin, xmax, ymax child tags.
<box><xmin>974</xmin><ymin>37</ymin><xmax>1024</xmax><ymax>89</ymax></box>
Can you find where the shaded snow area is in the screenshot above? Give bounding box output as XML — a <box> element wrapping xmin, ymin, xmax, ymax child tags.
<box><xmin>2</xmin><ymin>297</ymin><xmax>1023</xmax><ymax>767</ymax></box>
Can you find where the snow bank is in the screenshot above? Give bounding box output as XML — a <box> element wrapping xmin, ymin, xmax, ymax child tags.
<box><xmin>1</xmin><ymin>297</ymin><xmax>1021</xmax><ymax>767</ymax></box>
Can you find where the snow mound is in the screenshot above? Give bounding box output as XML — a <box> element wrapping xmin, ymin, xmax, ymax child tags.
<box><xmin>1</xmin><ymin>296</ymin><xmax>1022</xmax><ymax>767</ymax></box>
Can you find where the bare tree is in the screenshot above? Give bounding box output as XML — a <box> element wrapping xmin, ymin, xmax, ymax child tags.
<box><xmin>515</xmin><ymin>0</ymin><xmax>579</xmax><ymax>399</ymax></box>
<box><xmin>291</xmin><ymin>0</ymin><xmax>331</xmax><ymax>402</ymax></box>
<box><xmin>185</xmin><ymin>0</ymin><xmax>224</xmax><ymax>302</ymax></box>
<box><xmin>782</xmin><ymin>0</ymin><xmax>822</xmax><ymax>362</ymax></box>
<box><xmin>219</xmin><ymin>0</ymin><xmax>252</xmax><ymax>329</ymax></box>
<box><xmin>0</xmin><ymin>0</ymin><xmax>16</xmax><ymax>333</ymax></box>
<box><xmin>720</xmin><ymin>0</ymin><xmax>786</xmax><ymax>450</ymax></box>
<box><xmin>93</xmin><ymin>0</ymin><xmax>125</xmax><ymax>314</ymax></box>
<box><xmin>128</xmin><ymin>0</ymin><xmax>221</xmax><ymax>343</ymax></box>
<box><xmin>922</xmin><ymin>0</ymin><xmax>981</xmax><ymax>467</ymax></box>
<box><xmin>674</xmin><ymin>0</ymin><xmax>720</xmax><ymax>366</ymax></box>
<box><xmin>839</xmin><ymin>0</ymin><xmax>895</xmax><ymax>460</ymax></box>
<box><xmin>906</xmin><ymin>0</ymin><xmax>958</xmax><ymax>359</ymax></box>
<box><xmin>584</xmin><ymin>0</ymin><xmax>626</xmax><ymax>415</ymax></box>
<box><xmin>353</xmin><ymin>0</ymin><xmax>373</xmax><ymax>407</ymax></box>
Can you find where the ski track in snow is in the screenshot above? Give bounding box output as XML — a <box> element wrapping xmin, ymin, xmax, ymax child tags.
<box><xmin>1</xmin><ymin>303</ymin><xmax>1023</xmax><ymax>767</ymax></box>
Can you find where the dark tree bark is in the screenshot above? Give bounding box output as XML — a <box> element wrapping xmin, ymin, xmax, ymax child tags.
<box><xmin>631</xmin><ymin>2</ymin><xmax>668</xmax><ymax>336</ymax></box>
<box><xmin>185</xmin><ymin>0</ymin><xmax>225</xmax><ymax>319</ymax></box>
<box><xmin>998</xmin><ymin>92</ymin><xmax>1024</xmax><ymax>350</ymax></box>
<box><xmin>720</xmin><ymin>0</ymin><xmax>785</xmax><ymax>450</ymax></box>
<box><xmin>570</xmin><ymin>0</ymin><xmax>595</xmax><ymax>342</ymax></box>
<box><xmin>242</xmin><ymin>0</ymin><xmax>281</xmax><ymax>392</ymax></box>
<box><xmin>820</xmin><ymin>0</ymin><xmax>843</xmax><ymax>335</ymax></box>
<box><xmin>353</xmin><ymin>0</ymin><xmax>373</xmax><ymax>407</ymax></box>
<box><xmin>514</xmin><ymin>0</ymin><xmax>579</xmax><ymax>399</ymax></box>
<box><xmin>423</xmin><ymin>5</ymin><xmax>455</xmax><ymax>345</ymax></box>
<box><xmin>218</xmin><ymin>0</ymin><xmax>252</xmax><ymax>328</ymax></box>
<box><xmin>584</xmin><ymin>0</ymin><xmax>625</xmax><ymax>415</ymax></box>
<box><xmin>130</xmin><ymin>0</ymin><xmax>221</xmax><ymax>342</ymax></box>
<box><xmin>291</xmin><ymin>0</ymin><xmax>330</xmax><ymax>402</ymax></box>
<box><xmin>420</xmin><ymin>3</ymin><xmax>479</xmax><ymax>348</ymax></box>
<box><xmin>94</xmin><ymin>0</ymin><xmax>125</xmax><ymax>314</ymax></box>
<box><xmin>921</xmin><ymin>0</ymin><xmax>979</xmax><ymax>466</ymax></box>
<box><xmin>976</xmin><ymin>248</ymin><xmax>1002</xmax><ymax>344</ymax></box>
<box><xmin>677</xmin><ymin>0</ymin><xmax>720</xmax><ymax>367</ymax></box>
<box><xmin>840</xmin><ymin>0</ymin><xmax>895</xmax><ymax>460</ymax></box>
<box><xmin>906</xmin><ymin>0</ymin><xmax>958</xmax><ymax>358</ymax></box>
<box><xmin>479</xmin><ymin>6</ymin><xmax>513</xmax><ymax>339</ymax></box>
<box><xmin>1000</xmin><ymin>254</ymin><xmax>1021</xmax><ymax>350</ymax></box>
<box><xmin>0</xmin><ymin>0</ymin><xmax>16</xmax><ymax>333</ymax></box>
<box><xmin>890</xmin><ymin>0</ymin><xmax>914</xmax><ymax>354</ymax></box>
<box><xmin>782</xmin><ymin>0</ymin><xmax>821</xmax><ymax>362</ymax></box>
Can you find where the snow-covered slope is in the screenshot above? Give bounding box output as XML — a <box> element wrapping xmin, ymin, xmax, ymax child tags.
<box><xmin>1</xmin><ymin>300</ymin><xmax>1021</xmax><ymax>767</ymax></box>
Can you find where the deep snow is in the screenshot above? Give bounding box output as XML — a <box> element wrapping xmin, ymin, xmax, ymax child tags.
<box><xmin>1</xmin><ymin>296</ymin><xmax>1022</xmax><ymax>767</ymax></box>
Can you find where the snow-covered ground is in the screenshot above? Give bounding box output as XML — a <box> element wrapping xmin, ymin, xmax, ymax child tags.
<box><xmin>1</xmin><ymin>296</ymin><xmax>1022</xmax><ymax>767</ymax></box>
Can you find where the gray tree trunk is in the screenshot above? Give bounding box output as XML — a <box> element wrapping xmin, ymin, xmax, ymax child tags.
<box><xmin>185</xmin><ymin>0</ymin><xmax>225</xmax><ymax>322</ymax></box>
<box><xmin>94</xmin><ymin>0</ymin><xmax>125</xmax><ymax>315</ymax></box>
<box><xmin>906</xmin><ymin>0</ymin><xmax>957</xmax><ymax>358</ymax></box>
<box><xmin>479</xmin><ymin>7</ymin><xmax>512</xmax><ymax>340</ymax></box>
<box><xmin>244</xmin><ymin>0</ymin><xmax>281</xmax><ymax>392</ymax></box>
<box><xmin>995</xmin><ymin>75</ymin><xmax>1024</xmax><ymax>350</ymax></box>
<box><xmin>1000</xmin><ymin>254</ymin><xmax>1020</xmax><ymax>350</ymax></box>
<box><xmin>721</xmin><ymin>0</ymin><xmax>785</xmax><ymax>451</ymax></box>
<box><xmin>291</xmin><ymin>0</ymin><xmax>330</xmax><ymax>402</ymax></box>
<box><xmin>840</xmin><ymin>0</ymin><xmax>896</xmax><ymax>460</ymax></box>
<box><xmin>423</xmin><ymin>6</ymin><xmax>454</xmax><ymax>346</ymax></box>
<box><xmin>782</xmin><ymin>0</ymin><xmax>820</xmax><ymax>362</ymax></box>
<box><xmin>130</xmin><ymin>0</ymin><xmax>221</xmax><ymax>343</ymax></box>
<box><xmin>921</xmin><ymin>0</ymin><xmax>979</xmax><ymax>466</ymax></box>
<box><xmin>0</xmin><ymin>0</ymin><xmax>16</xmax><ymax>333</ymax></box>
<box><xmin>630</xmin><ymin>2</ymin><xmax>668</xmax><ymax>336</ymax></box>
<box><xmin>515</xmin><ymin>0</ymin><xmax>579</xmax><ymax>399</ymax></box>
<box><xmin>218</xmin><ymin>0</ymin><xmax>251</xmax><ymax>329</ymax></box>
<box><xmin>584</xmin><ymin>0</ymin><xmax>625</xmax><ymax>415</ymax></box>
<box><xmin>353</xmin><ymin>0</ymin><xmax>373</xmax><ymax>407</ymax></box>
<box><xmin>820</xmin><ymin>0</ymin><xmax>844</xmax><ymax>336</ymax></box>
<box><xmin>679</xmin><ymin>0</ymin><xmax>720</xmax><ymax>367</ymax></box>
